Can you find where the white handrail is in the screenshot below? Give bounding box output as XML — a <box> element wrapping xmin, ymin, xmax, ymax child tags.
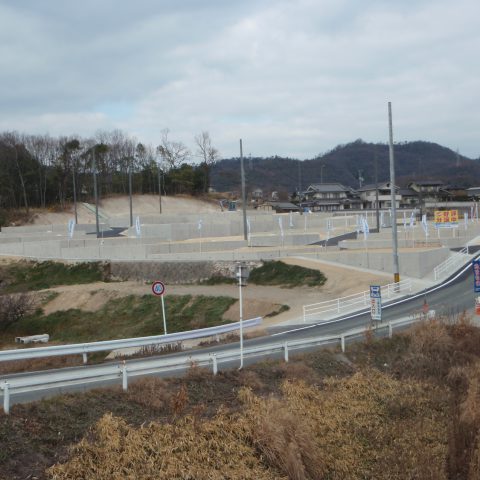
<box><xmin>302</xmin><ymin>279</ymin><xmax>412</xmax><ymax>322</ymax></box>
<box><xmin>434</xmin><ymin>247</ymin><xmax>469</xmax><ymax>281</ymax></box>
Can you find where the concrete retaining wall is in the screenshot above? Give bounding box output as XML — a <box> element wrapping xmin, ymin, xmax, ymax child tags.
<box><xmin>109</xmin><ymin>260</ymin><xmax>262</xmax><ymax>284</ymax></box>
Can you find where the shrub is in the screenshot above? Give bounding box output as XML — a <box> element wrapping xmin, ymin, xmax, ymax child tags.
<box><xmin>0</xmin><ymin>292</ymin><xmax>35</xmax><ymax>330</ymax></box>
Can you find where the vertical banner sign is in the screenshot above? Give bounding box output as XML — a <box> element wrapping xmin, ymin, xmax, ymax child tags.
<box><xmin>410</xmin><ymin>211</ymin><xmax>415</xmax><ymax>229</ymax></box>
<box><xmin>135</xmin><ymin>216</ymin><xmax>141</xmax><ymax>237</ymax></box>
<box><xmin>197</xmin><ymin>219</ymin><xmax>203</xmax><ymax>231</ymax></box>
<box><xmin>246</xmin><ymin>217</ymin><xmax>251</xmax><ymax>242</ymax></box>
<box><xmin>278</xmin><ymin>217</ymin><xmax>284</xmax><ymax>237</ymax></box>
<box><xmin>380</xmin><ymin>211</ymin><xmax>384</xmax><ymax>228</ymax></box>
<box><xmin>472</xmin><ymin>260</ymin><xmax>480</xmax><ymax>293</ymax></box>
<box><xmin>370</xmin><ymin>285</ymin><xmax>382</xmax><ymax>321</ymax></box>
<box><xmin>403</xmin><ymin>211</ymin><xmax>407</xmax><ymax>229</ymax></box>
<box><xmin>465</xmin><ymin>213</ymin><xmax>469</xmax><ymax>230</ymax></box>
<box><xmin>421</xmin><ymin>214</ymin><xmax>428</xmax><ymax>237</ymax></box>
<box><xmin>67</xmin><ymin>219</ymin><xmax>76</xmax><ymax>239</ymax></box>
<box><xmin>362</xmin><ymin>216</ymin><xmax>369</xmax><ymax>241</ymax></box>
<box><xmin>289</xmin><ymin>211</ymin><xmax>294</xmax><ymax>228</ymax></box>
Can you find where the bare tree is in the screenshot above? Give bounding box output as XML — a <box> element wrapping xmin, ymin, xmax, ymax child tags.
<box><xmin>1</xmin><ymin>132</ymin><xmax>29</xmax><ymax>214</ymax></box>
<box><xmin>156</xmin><ymin>129</ymin><xmax>190</xmax><ymax>171</ymax></box>
<box><xmin>194</xmin><ymin>131</ymin><xmax>220</xmax><ymax>192</ymax></box>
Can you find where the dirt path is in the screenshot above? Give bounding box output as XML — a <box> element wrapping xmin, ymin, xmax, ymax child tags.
<box><xmin>42</xmin><ymin>258</ymin><xmax>391</xmax><ymax>328</ymax></box>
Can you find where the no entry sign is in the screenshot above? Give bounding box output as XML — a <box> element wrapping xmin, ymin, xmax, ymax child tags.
<box><xmin>151</xmin><ymin>281</ymin><xmax>166</xmax><ymax>296</ymax></box>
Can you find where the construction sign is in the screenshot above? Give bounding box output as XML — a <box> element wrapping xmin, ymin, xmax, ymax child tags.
<box><xmin>434</xmin><ymin>210</ymin><xmax>459</xmax><ymax>227</ymax></box>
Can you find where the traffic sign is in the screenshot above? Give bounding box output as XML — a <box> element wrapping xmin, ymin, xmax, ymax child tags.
<box><xmin>151</xmin><ymin>281</ymin><xmax>165</xmax><ymax>296</ymax></box>
<box><xmin>370</xmin><ymin>285</ymin><xmax>381</xmax><ymax>299</ymax></box>
<box><xmin>370</xmin><ymin>285</ymin><xmax>381</xmax><ymax>321</ymax></box>
<box><xmin>473</xmin><ymin>260</ymin><xmax>480</xmax><ymax>293</ymax></box>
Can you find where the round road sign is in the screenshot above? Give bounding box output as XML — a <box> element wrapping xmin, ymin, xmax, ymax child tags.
<box><xmin>151</xmin><ymin>281</ymin><xmax>165</xmax><ymax>296</ymax></box>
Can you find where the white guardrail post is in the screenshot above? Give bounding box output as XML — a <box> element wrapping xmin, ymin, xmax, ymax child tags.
<box><xmin>340</xmin><ymin>334</ymin><xmax>345</xmax><ymax>353</ymax></box>
<box><xmin>2</xmin><ymin>382</ymin><xmax>9</xmax><ymax>415</ymax></box>
<box><xmin>210</xmin><ymin>354</ymin><xmax>218</xmax><ymax>375</ymax></box>
<box><xmin>122</xmin><ymin>362</ymin><xmax>128</xmax><ymax>391</ymax></box>
<box><xmin>388</xmin><ymin>322</ymin><xmax>393</xmax><ymax>338</ymax></box>
<box><xmin>284</xmin><ymin>342</ymin><xmax>289</xmax><ymax>362</ymax></box>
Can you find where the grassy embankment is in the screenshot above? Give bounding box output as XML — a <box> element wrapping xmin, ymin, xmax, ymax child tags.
<box><xmin>3</xmin><ymin>316</ymin><xmax>480</xmax><ymax>479</ymax></box>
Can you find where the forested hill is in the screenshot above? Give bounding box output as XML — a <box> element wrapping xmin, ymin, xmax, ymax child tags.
<box><xmin>210</xmin><ymin>140</ymin><xmax>480</xmax><ymax>194</ymax></box>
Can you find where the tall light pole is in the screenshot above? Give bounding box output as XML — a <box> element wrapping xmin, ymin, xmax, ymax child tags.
<box><xmin>72</xmin><ymin>162</ymin><xmax>78</xmax><ymax>224</ymax></box>
<box><xmin>388</xmin><ymin>102</ymin><xmax>400</xmax><ymax>284</ymax></box>
<box><xmin>128</xmin><ymin>160</ymin><xmax>133</xmax><ymax>228</ymax></box>
<box><xmin>92</xmin><ymin>148</ymin><xmax>100</xmax><ymax>238</ymax></box>
<box><xmin>157</xmin><ymin>165</ymin><xmax>162</xmax><ymax>214</ymax></box>
<box><xmin>237</xmin><ymin>263</ymin><xmax>249</xmax><ymax>369</ymax></box>
<box><xmin>240</xmin><ymin>139</ymin><xmax>248</xmax><ymax>240</ymax></box>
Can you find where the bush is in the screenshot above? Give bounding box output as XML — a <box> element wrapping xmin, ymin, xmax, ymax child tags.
<box><xmin>248</xmin><ymin>261</ymin><xmax>326</xmax><ymax>288</ymax></box>
<box><xmin>0</xmin><ymin>292</ymin><xmax>35</xmax><ymax>330</ymax></box>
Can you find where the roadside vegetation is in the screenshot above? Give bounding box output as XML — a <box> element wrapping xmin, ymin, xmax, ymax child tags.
<box><xmin>4</xmin><ymin>315</ymin><xmax>480</xmax><ymax>479</ymax></box>
<box><xmin>201</xmin><ymin>261</ymin><xmax>327</xmax><ymax>288</ymax></box>
<box><xmin>0</xmin><ymin>294</ymin><xmax>236</xmax><ymax>345</ymax></box>
<box><xmin>249</xmin><ymin>260</ymin><xmax>326</xmax><ymax>287</ymax></box>
<box><xmin>0</xmin><ymin>260</ymin><xmax>109</xmax><ymax>293</ymax></box>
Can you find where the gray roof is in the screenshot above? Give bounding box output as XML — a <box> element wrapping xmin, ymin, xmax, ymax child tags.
<box><xmin>357</xmin><ymin>182</ymin><xmax>398</xmax><ymax>192</ymax></box>
<box><xmin>409</xmin><ymin>180</ymin><xmax>444</xmax><ymax>186</ymax></box>
<box><xmin>305</xmin><ymin>183</ymin><xmax>355</xmax><ymax>193</ymax></box>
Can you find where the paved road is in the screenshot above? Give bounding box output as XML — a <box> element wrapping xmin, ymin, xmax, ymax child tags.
<box><xmin>2</xmin><ymin>256</ymin><xmax>478</xmax><ymax>407</ymax></box>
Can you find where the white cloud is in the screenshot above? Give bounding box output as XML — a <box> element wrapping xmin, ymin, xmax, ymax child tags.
<box><xmin>0</xmin><ymin>0</ymin><xmax>478</xmax><ymax>159</ymax></box>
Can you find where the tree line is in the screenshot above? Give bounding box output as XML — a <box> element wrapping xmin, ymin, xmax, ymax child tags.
<box><xmin>0</xmin><ymin>129</ymin><xmax>220</xmax><ymax>214</ymax></box>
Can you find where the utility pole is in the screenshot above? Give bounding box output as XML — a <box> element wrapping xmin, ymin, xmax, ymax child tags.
<box><xmin>388</xmin><ymin>102</ymin><xmax>400</xmax><ymax>284</ymax></box>
<box><xmin>240</xmin><ymin>139</ymin><xmax>247</xmax><ymax>241</ymax></box>
<box><xmin>92</xmin><ymin>148</ymin><xmax>100</xmax><ymax>238</ymax></box>
<box><xmin>128</xmin><ymin>161</ymin><xmax>133</xmax><ymax>227</ymax></box>
<box><xmin>72</xmin><ymin>163</ymin><xmax>78</xmax><ymax>224</ymax></box>
<box><xmin>157</xmin><ymin>166</ymin><xmax>162</xmax><ymax>214</ymax></box>
<box><xmin>374</xmin><ymin>147</ymin><xmax>379</xmax><ymax>232</ymax></box>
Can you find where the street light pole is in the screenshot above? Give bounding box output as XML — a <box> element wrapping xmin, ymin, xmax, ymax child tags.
<box><xmin>237</xmin><ymin>263</ymin><xmax>248</xmax><ymax>369</ymax></box>
<box><xmin>388</xmin><ymin>102</ymin><xmax>400</xmax><ymax>284</ymax></box>
<box><xmin>128</xmin><ymin>161</ymin><xmax>133</xmax><ymax>228</ymax></box>
<box><xmin>72</xmin><ymin>163</ymin><xmax>78</xmax><ymax>224</ymax></box>
<box><xmin>240</xmin><ymin>139</ymin><xmax>248</xmax><ymax>241</ymax></box>
<box><xmin>92</xmin><ymin>148</ymin><xmax>100</xmax><ymax>238</ymax></box>
<box><xmin>157</xmin><ymin>165</ymin><xmax>162</xmax><ymax>214</ymax></box>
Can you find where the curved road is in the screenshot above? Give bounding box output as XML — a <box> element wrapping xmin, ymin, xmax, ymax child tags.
<box><xmin>2</xmin><ymin>255</ymin><xmax>479</xmax><ymax>407</ymax></box>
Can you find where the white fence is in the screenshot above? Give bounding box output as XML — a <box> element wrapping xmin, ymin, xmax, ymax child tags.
<box><xmin>0</xmin><ymin>317</ymin><xmax>262</xmax><ymax>364</ymax></box>
<box><xmin>433</xmin><ymin>247</ymin><xmax>471</xmax><ymax>281</ymax></box>
<box><xmin>302</xmin><ymin>279</ymin><xmax>413</xmax><ymax>322</ymax></box>
<box><xmin>0</xmin><ymin>313</ymin><xmax>430</xmax><ymax>414</ymax></box>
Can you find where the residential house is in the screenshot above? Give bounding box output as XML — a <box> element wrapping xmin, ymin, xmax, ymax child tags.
<box><xmin>357</xmin><ymin>182</ymin><xmax>401</xmax><ymax>209</ymax></box>
<box><xmin>257</xmin><ymin>201</ymin><xmax>300</xmax><ymax>213</ymax></box>
<box><xmin>408</xmin><ymin>180</ymin><xmax>451</xmax><ymax>203</ymax></box>
<box><xmin>301</xmin><ymin>183</ymin><xmax>361</xmax><ymax>211</ymax></box>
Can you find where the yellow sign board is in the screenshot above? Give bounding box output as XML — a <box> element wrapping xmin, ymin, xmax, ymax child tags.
<box><xmin>434</xmin><ymin>210</ymin><xmax>458</xmax><ymax>225</ymax></box>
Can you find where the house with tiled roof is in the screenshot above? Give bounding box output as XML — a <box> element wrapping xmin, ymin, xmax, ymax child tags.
<box><xmin>301</xmin><ymin>183</ymin><xmax>361</xmax><ymax>211</ymax></box>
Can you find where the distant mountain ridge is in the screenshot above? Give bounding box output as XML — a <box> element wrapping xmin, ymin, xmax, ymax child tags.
<box><xmin>211</xmin><ymin>140</ymin><xmax>480</xmax><ymax>194</ymax></box>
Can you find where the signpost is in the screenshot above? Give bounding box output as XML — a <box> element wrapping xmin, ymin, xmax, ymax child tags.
<box><xmin>152</xmin><ymin>281</ymin><xmax>167</xmax><ymax>334</ymax></box>
<box><xmin>370</xmin><ymin>285</ymin><xmax>382</xmax><ymax>323</ymax></box>
<box><xmin>472</xmin><ymin>261</ymin><xmax>480</xmax><ymax>315</ymax></box>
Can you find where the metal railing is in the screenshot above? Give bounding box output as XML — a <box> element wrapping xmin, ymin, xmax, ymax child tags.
<box><xmin>302</xmin><ymin>279</ymin><xmax>413</xmax><ymax>322</ymax></box>
<box><xmin>0</xmin><ymin>317</ymin><xmax>262</xmax><ymax>364</ymax></box>
<box><xmin>0</xmin><ymin>313</ymin><xmax>430</xmax><ymax>414</ymax></box>
<box><xmin>434</xmin><ymin>247</ymin><xmax>470</xmax><ymax>281</ymax></box>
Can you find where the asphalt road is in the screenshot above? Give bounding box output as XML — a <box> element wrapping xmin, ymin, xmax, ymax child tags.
<box><xmin>2</xmin><ymin>255</ymin><xmax>479</xmax><ymax>407</ymax></box>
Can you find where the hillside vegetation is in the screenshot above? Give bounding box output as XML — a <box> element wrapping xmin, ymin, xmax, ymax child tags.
<box><xmin>3</xmin><ymin>315</ymin><xmax>480</xmax><ymax>479</ymax></box>
<box><xmin>212</xmin><ymin>139</ymin><xmax>480</xmax><ymax>193</ymax></box>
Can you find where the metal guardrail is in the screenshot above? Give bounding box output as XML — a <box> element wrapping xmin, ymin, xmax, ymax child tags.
<box><xmin>434</xmin><ymin>247</ymin><xmax>470</xmax><ymax>281</ymax></box>
<box><xmin>0</xmin><ymin>317</ymin><xmax>262</xmax><ymax>364</ymax></box>
<box><xmin>302</xmin><ymin>279</ymin><xmax>413</xmax><ymax>322</ymax></box>
<box><xmin>0</xmin><ymin>313</ymin><xmax>430</xmax><ymax>414</ymax></box>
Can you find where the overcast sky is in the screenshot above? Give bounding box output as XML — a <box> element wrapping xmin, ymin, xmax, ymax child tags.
<box><xmin>1</xmin><ymin>0</ymin><xmax>479</xmax><ymax>160</ymax></box>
